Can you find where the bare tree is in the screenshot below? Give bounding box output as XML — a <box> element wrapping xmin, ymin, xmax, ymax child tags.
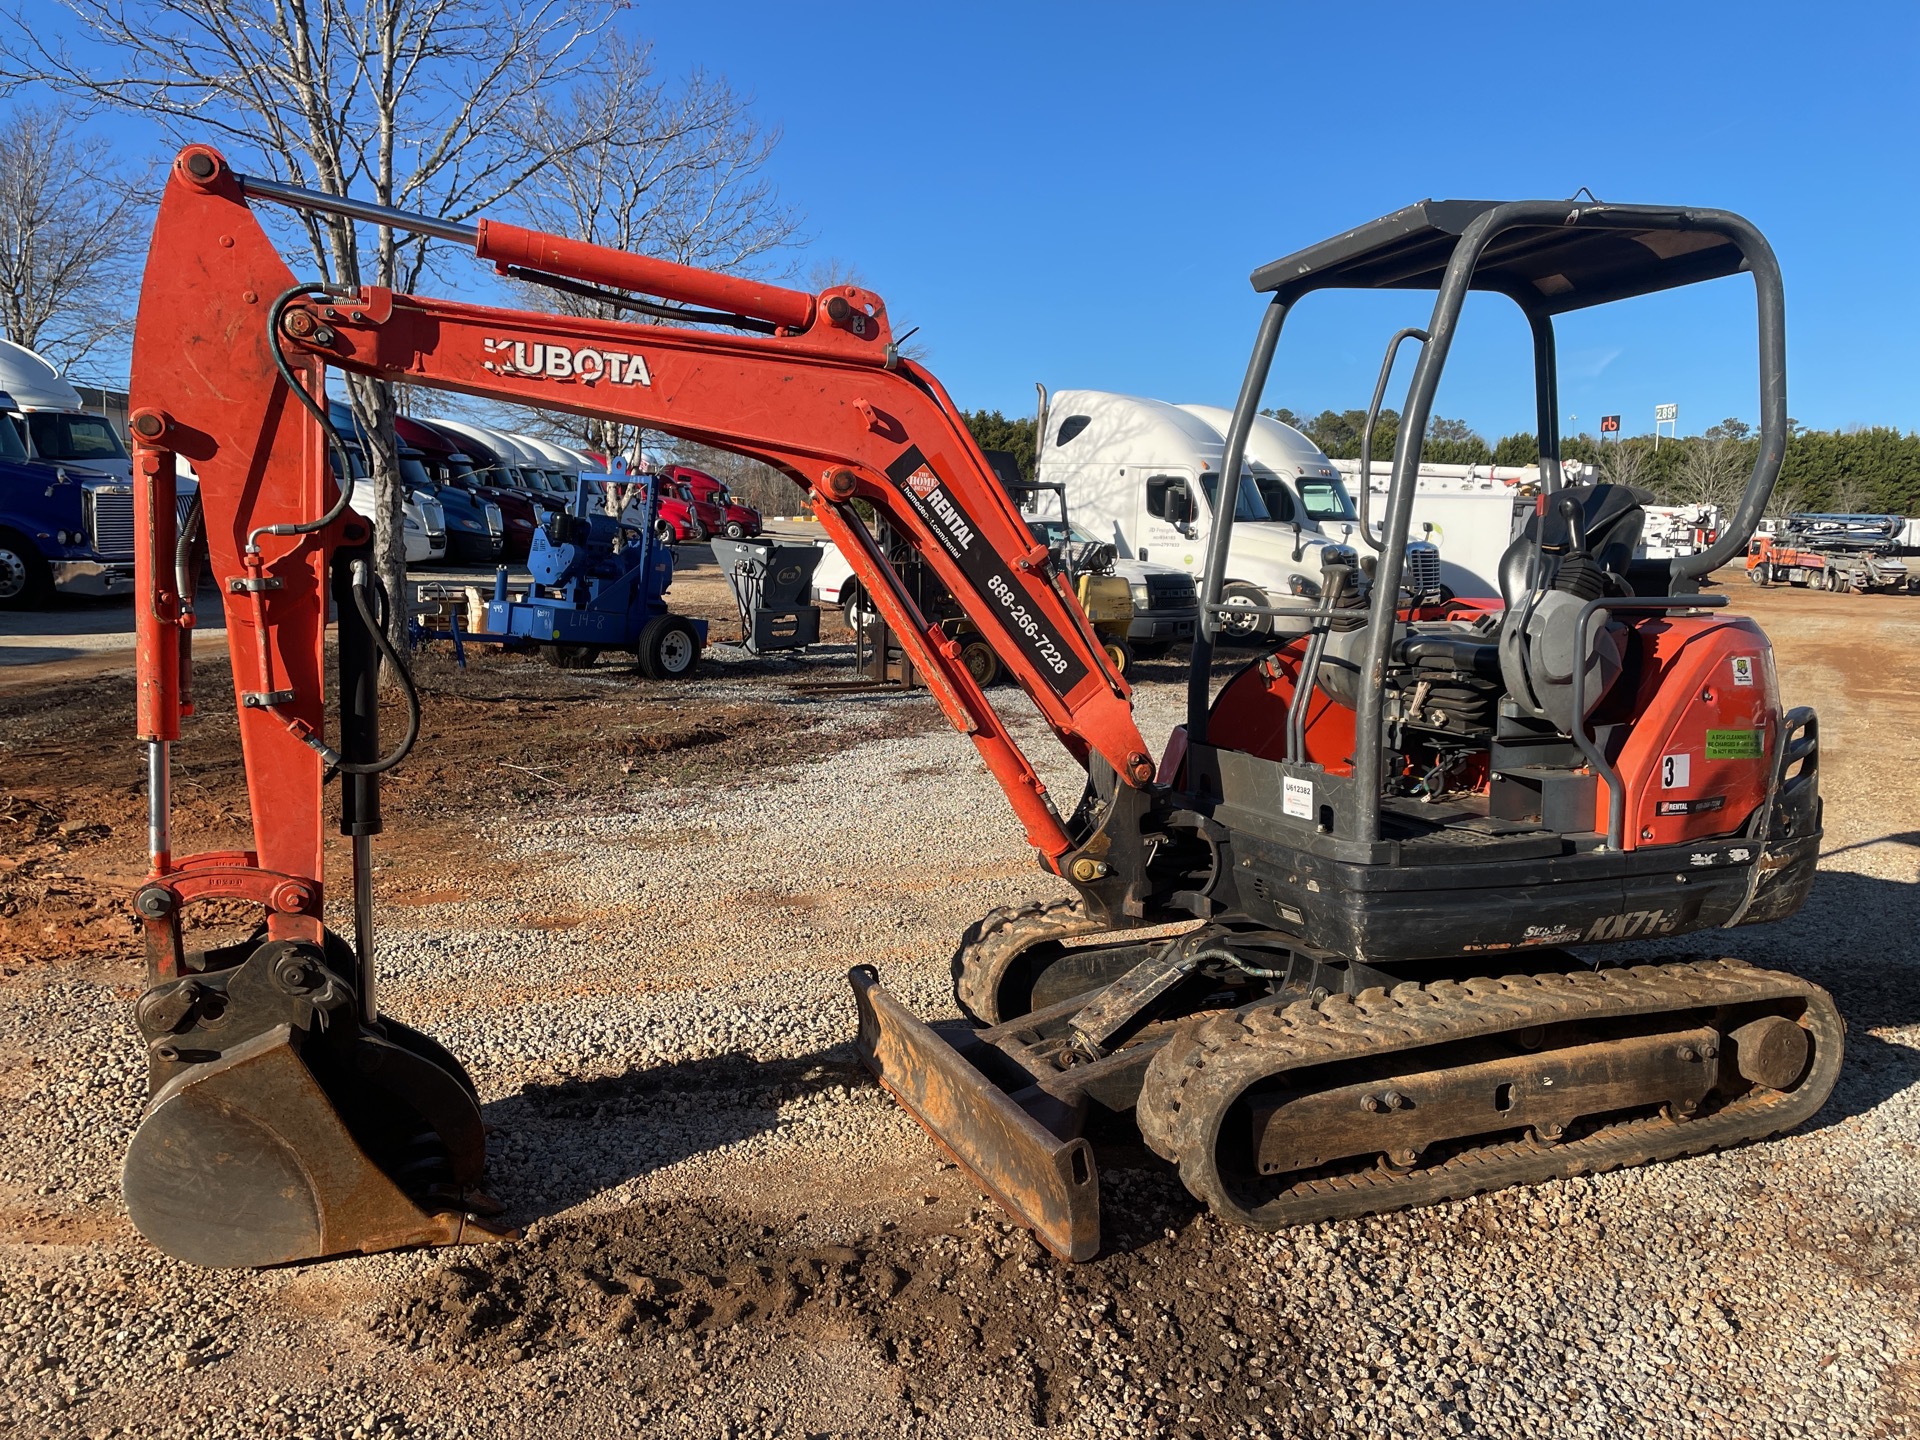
<box><xmin>1594</xmin><ymin>437</ymin><xmax>1652</xmax><ymax>492</ymax></box>
<box><xmin>1827</xmin><ymin>471</ymin><xmax>1870</xmax><ymax>516</ymax></box>
<box><xmin>0</xmin><ymin>101</ymin><xmax>145</xmax><ymax>376</ymax></box>
<box><xmin>491</xmin><ymin>35</ymin><xmax>801</xmax><ymax>463</ymax></box>
<box><xmin>1767</xmin><ymin>477</ymin><xmax>1808</xmax><ymax>523</ymax></box>
<box><xmin>6</xmin><ymin>0</ymin><xmax>613</xmax><ymax>645</ymax></box>
<box><xmin>1673</xmin><ymin>436</ymin><xmax>1749</xmax><ymax>513</ymax></box>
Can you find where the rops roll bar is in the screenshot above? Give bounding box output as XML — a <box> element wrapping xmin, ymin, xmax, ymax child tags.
<box><xmin>1193</xmin><ymin>200</ymin><xmax>1789</xmax><ymax>845</ymax></box>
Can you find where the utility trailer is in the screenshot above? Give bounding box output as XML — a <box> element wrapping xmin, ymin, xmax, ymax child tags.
<box><xmin>1747</xmin><ymin>512</ymin><xmax>1909</xmax><ymax>592</ymax></box>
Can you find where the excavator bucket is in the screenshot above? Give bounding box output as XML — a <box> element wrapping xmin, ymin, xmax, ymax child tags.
<box><xmin>849</xmin><ymin>966</ymin><xmax>1100</xmax><ymax>1262</ymax></box>
<box><xmin>123</xmin><ymin>1027</ymin><xmax>489</xmax><ymax>1266</ymax></box>
<box><xmin>123</xmin><ymin>940</ymin><xmax>513</xmax><ymax>1268</ymax></box>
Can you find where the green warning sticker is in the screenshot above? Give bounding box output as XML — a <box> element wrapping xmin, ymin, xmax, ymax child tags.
<box><xmin>1705</xmin><ymin>728</ymin><xmax>1763</xmax><ymax>760</ymax></box>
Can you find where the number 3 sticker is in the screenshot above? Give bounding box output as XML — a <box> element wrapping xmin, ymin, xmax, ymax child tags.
<box><xmin>1662</xmin><ymin>753</ymin><xmax>1691</xmax><ymax>789</ymax></box>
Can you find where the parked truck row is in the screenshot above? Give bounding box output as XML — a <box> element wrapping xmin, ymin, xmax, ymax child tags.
<box><xmin>1</xmin><ymin>328</ymin><xmax>1894</xmax><ymax>638</ymax></box>
<box><xmin>0</xmin><ymin>335</ymin><xmax>763</xmax><ymax>608</ymax></box>
<box><xmin>808</xmin><ymin>388</ymin><xmax>1760</xmax><ymax>664</ymax></box>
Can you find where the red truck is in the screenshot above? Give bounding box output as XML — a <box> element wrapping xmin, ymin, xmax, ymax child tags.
<box><xmin>582</xmin><ymin>453</ymin><xmax>712</xmax><ymax>545</ymax></box>
<box><xmin>662</xmin><ymin>464</ymin><xmax>762</xmax><ymax>539</ymax></box>
<box><xmin>661</xmin><ymin>473</ymin><xmax>726</xmax><ymax>541</ymax></box>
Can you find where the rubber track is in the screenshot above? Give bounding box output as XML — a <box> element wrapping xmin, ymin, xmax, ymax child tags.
<box><xmin>951</xmin><ymin>899</ymin><xmax>1106</xmax><ymax>1024</ymax></box>
<box><xmin>1134</xmin><ymin>959</ymin><xmax>1844</xmax><ymax>1230</ymax></box>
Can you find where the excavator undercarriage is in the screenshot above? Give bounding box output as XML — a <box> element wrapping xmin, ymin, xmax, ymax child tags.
<box><xmin>857</xmin><ymin>928</ymin><xmax>1838</xmax><ymax>1260</ymax></box>
<box><xmin>122</xmin><ymin>151</ymin><xmax>1838</xmax><ymax>1268</ymax></box>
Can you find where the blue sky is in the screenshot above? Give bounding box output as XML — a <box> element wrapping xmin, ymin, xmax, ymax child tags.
<box><xmin>46</xmin><ymin>0</ymin><xmax>1920</xmax><ymax>440</ymax></box>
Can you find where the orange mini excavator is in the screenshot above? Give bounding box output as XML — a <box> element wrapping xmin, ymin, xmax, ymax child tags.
<box><xmin>124</xmin><ymin>148</ymin><xmax>1837</xmax><ymax>1266</ymax></box>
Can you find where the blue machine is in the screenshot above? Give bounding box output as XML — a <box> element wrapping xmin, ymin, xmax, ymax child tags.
<box><xmin>486</xmin><ymin>474</ymin><xmax>707</xmax><ymax>677</ymax></box>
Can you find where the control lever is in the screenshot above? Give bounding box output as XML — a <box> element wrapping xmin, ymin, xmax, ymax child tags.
<box><xmin>1558</xmin><ymin>493</ymin><xmax>1590</xmax><ymax>553</ymax></box>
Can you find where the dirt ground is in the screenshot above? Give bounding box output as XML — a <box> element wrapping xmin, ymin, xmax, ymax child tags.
<box><xmin>0</xmin><ymin>562</ymin><xmax>828</xmax><ymax>975</ymax></box>
<box><xmin>5</xmin><ymin>567</ymin><xmax>1903</xmax><ymax>979</ymax></box>
<box><xmin>1</xmin><ymin>570</ymin><xmax>1916</xmax><ymax>1439</ymax></box>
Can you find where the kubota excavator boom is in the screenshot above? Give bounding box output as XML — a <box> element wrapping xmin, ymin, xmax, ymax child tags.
<box><xmin>124</xmin><ymin>145</ymin><xmax>1159</xmax><ymax>1265</ymax></box>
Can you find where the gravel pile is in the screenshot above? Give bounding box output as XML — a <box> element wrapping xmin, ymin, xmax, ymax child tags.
<box><xmin>1</xmin><ymin>642</ymin><xmax>1914</xmax><ymax>1439</ymax></box>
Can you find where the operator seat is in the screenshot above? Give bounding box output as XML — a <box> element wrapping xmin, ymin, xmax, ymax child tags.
<box><xmin>1496</xmin><ymin>483</ymin><xmax>1649</xmax><ymax>734</ymax></box>
<box><xmin>1498</xmin><ymin>483</ymin><xmax>1646</xmax><ymax>605</ymax></box>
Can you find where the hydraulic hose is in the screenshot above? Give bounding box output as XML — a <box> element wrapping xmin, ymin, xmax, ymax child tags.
<box><xmin>299</xmin><ymin>560</ymin><xmax>421</xmax><ymax>774</ymax></box>
<box><xmin>173</xmin><ymin>489</ymin><xmax>203</xmax><ymax>619</ymax></box>
<box><xmin>248</xmin><ymin>283</ymin><xmax>359</xmax><ymax>554</ymax></box>
<box><xmin>255</xmin><ymin>284</ymin><xmax>419</xmax><ymax>776</ymax></box>
<box><xmin>1207</xmin><ymin>947</ymin><xmax>1299</xmax><ymax>983</ymax></box>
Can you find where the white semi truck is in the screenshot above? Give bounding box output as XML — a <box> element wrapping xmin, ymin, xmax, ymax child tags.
<box><xmin>1035</xmin><ymin>390</ymin><xmax>1445</xmax><ymax>635</ymax></box>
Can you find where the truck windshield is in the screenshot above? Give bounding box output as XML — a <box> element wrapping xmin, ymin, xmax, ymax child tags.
<box><xmin>1026</xmin><ymin>518</ymin><xmax>1105</xmax><ymax>547</ymax></box>
<box><xmin>27</xmin><ymin>411</ymin><xmax>128</xmax><ymax>464</ymax></box>
<box><xmin>399</xmin><ymin>454</ymin><xmax>436</xmax><ymax>490</ymax></box>
<box><xmin>328</xmin><ymin>448</ymin><xmax>369</xmax><ymax>483</ymax></box>
<box><xmin>1198</xmin><ymin>470</ymin><xmax>1271</xmax><ymax>522</ymax></box>
<box><xmin>1299</xmin><ymin>478</ymin><xmax>1358</xmax><ymax>523</ymax></box>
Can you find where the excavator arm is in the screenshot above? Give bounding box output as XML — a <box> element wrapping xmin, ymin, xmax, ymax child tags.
<box><xmin>121</xmin><ymin>145</ymin><xmax>1161</xmax><ymax>1266</ymax></box>
<box><xmin>135</xmin><ymin>146</ymin><xmax>1154</xmax><ymax>865</ymax></box>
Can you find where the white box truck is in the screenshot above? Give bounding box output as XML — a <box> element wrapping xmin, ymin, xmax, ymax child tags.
<box><xmin>1328</xmin><ymin>458</ymin><xmax>1531</xmax><ymax>598</ymax></box>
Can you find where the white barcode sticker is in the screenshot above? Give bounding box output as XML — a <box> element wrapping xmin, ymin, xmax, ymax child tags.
<box><xmin>1283</xmin><ymin>776</ymin><xmax>1314</xmax><ymax>819</ymax></box>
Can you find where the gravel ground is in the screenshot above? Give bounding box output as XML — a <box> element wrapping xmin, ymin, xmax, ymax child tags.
<box><xmin>0</xmin><ymin>581</ymin><xmax>1915</xmax><ymax>1440</ymax></box>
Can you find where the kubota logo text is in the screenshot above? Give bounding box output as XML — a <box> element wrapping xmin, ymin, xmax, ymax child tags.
<box><xmin>482</xmin><ymin>338</ymin><xmax>652</xmax><ymax>386</ymax></box>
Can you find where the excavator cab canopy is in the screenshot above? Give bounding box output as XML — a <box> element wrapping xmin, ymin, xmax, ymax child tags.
<box><xmin>1189</xmin><ymin>197</ymin><xmax>1790</xmax><ymax>819</ymax></box>
<box><xmin>1250</xmin><ymin>199</ymin><xmax>1756</xmax><ymax>316</ymax></box>
<box><xmin>1197</xmin><ymin>199</ymin><xmax>1785</xmax><ymax>642</ymax></box>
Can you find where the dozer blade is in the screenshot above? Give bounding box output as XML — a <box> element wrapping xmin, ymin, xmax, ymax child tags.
<box><xmin>849</xmin><ymin>966</ymin><xmax>1100</xmax><ymax>1262</ymax></box>
<box><xmin>123</xmin><ymin>1025</ymin><xmax>514</xmax><ymax>1268</ymax></box>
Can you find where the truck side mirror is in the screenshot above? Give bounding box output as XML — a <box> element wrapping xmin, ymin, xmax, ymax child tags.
<box><xmin>1170</xmin><ymin>483</ymin><xmax>1196</xmax><ymax>532</ymax></box>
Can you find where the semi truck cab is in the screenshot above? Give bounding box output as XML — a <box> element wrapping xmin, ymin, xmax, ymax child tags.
<box><xmin>0</xmin><ymin>388</ymin><xmax>196</xmax><ymax>606</ymax></box>
<box><xmin>0</xmin><ymin>339</ymin><xmax>134</xmax><ymax>481</ymax></box>
<box><xmin>1038</xmin><ymin>390</ymin><xmax>1355</xmax><ymax>637</ymax></box>
<box><xmin>0</xmin><ymin>341</ymin><xmax>207</xmax><ymax>607</ymax></box>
